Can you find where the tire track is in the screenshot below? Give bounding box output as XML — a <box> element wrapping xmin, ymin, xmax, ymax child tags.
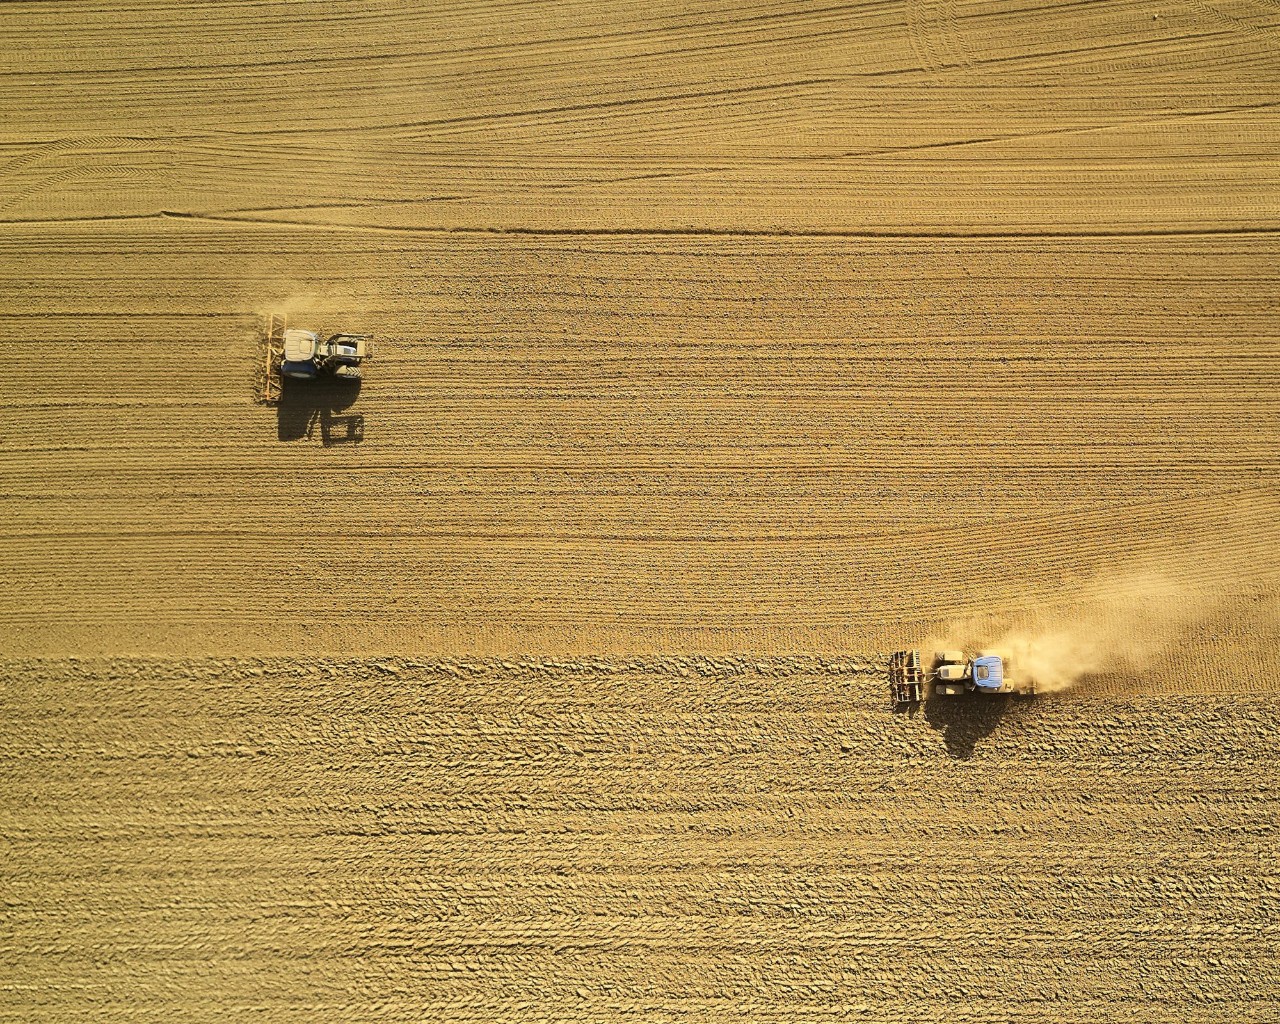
<box><xmin>904</xmin><ymin>0</ymin><xmax>974</xmax><ymax>72</ymax></box>
<box><xmin>1190</xmin><ymin>0</ymin><xmax>1280</xmax><ymax>35</ymax></box>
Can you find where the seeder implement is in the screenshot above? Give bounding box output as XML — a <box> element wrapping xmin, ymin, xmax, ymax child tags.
<box><xmin>262</xmin><ymin>313</ymin><xmax>286</xmax><ymax>403</ymax></box>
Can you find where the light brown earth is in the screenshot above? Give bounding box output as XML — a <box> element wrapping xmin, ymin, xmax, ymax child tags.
<box><xmin>4</xmin><ymin>657</ymin><xmax>1279</xmax><ymax>1022</ymax></box>
<box><xmin>2</xmin><ymin>1</ymin><xmax>1279</xmax><ymax>1020</ymax></box>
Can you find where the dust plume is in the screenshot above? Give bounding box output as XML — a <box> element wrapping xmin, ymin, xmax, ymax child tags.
<box><xmin>927</xmin><ymin>571</ymin><xmax>1226</xmax><ymax>693</ymax></box>
<box><xmin>249</xmin><ymin>284</ymin><xmax>364</xmax><ymax>324</ymax></box>
<box><xmin>259</xmin><ymin>290</ymin><xmax>331</xmax><ymax>321</ymax></box>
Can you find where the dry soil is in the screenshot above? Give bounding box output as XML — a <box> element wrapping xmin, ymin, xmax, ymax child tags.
<box><xmin>2</xmin><ymin>1</ymin><xmax>1279</xmax><ymax>1020</ymax></box>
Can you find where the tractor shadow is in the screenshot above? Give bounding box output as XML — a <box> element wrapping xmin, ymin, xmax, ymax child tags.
<box><xmin>277</xmin><ymin>378</ymin><xmax>364</xmax><ymax>446</ymax></box>
<box><xmin>924</xmin><ymin>693</ymin><xmax>1022</xmax><ymax>760</ymax></box>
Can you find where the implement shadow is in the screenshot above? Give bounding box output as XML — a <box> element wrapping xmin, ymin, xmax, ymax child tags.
<box><xmin>924</xmin><ymin>693</ymin><xmax>1019</xmax><ymax>760</ymax></box>
<box><xmin>277</xmin><ymin>378</ymin><xmax>364</xmax><ymax>446</ymax></box>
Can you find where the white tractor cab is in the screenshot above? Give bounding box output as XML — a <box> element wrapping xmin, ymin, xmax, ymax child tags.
<box><xmin>281</xmin><ymin>329</ymin><xmax>369</xmax><ymax>383</ymax></box>
<box><xmin>931</xmin><ymin>650</ymin><xmax>1035</xmax><ymax>696</ymax></box>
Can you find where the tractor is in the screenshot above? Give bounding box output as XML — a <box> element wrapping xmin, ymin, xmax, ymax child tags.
<box><xmin>261</xmin><ymin>314</ymin><xmax>372</xmax><ymax>403</ymax></box>
<box><xmin>889</xmin><ymin>649</ymin><xmax>1036</xmax><ymax>706</ymax></box>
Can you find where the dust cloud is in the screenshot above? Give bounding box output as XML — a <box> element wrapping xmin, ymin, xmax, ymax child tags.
<box><xmin>258</xmin><ymin>290</ymin><xmax>326</xmax><ymax>321</ymax></box>
<box><xmin>927</xmin><ymin>571</ymin><xmax>1227</xmax><ymax>693</ymax></box>
<box><xmin>251</xmin><ymin>287</ymin><xmax>365</xmax><ymax>324</ymax></box>
<box><xmin>270</xmin><ymin>291</ymin><xmax>323</xmax><ymax>320</ymax></box>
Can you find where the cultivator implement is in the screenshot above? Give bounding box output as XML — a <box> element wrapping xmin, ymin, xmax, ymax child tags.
<box><xmin>262</xmin><ymin>313</ymin><xmax>286</xmax><ymax>404</ymax></box>
<box><xmin>888</xmin><ymin>649</ymin><xmax>924</xmax><ymax>706</ymax></box>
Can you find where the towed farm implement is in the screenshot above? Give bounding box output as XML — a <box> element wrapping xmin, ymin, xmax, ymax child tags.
<box><xmin>889</xmin><ymin>649</ymin><xmax>1037</xmax><ymax>707</ymax></box>
<box><xmin>261</xmin><ymin>313</ymin><xmax>373</xmax><ymax>403</ymax></box>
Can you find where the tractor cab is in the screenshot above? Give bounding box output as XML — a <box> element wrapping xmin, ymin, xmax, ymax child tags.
<box><xmin>281</xmin><ymin>329</ymin><xmax>321</xmax><ymax>380</ymax></box>
<box><xmin>278</xmin><ymin>328</ymin><xmax>370</xmax><ymax>381</ymax></box>
<box><xmin>971</xmin><ymin>654</ymin><xmax>1004</xmax><ymax>692</ymax></box>
<box><xmin>930</xmin><ymin>650</ymin><xmax>1011</xmax><ymax>695</ymax></box>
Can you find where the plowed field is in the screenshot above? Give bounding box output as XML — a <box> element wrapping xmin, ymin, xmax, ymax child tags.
<box><xmin>3</xmin><ymin>0</ymin><xmax>1279</xmax><ymax>1020</ymax></box>
<box><xmin>4</xmin><ymin>657</ymin><xmax>1279</xmax><ymax>1022</ymax></box>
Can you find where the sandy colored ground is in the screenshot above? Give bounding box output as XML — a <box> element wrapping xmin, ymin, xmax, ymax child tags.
<box><xmin>4</xmin><ymin>657</ymin><xmax>1279</xmax><ymax>1022</ymax></box>
<box><xmin>2</xmin><ymin>0</ymin><xmax>1279</xmax><ymax>1020</ymax></box>
<box><xmin>2</xmin><ymin>1</ymin><xmax>1279</xmax><ymax>660</ymax></box>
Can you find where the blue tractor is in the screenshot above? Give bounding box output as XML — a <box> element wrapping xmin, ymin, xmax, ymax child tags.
<box><xmin>282</xmin><ymin>329</ymin><xmax>369</xmax><ymax>382</ymax></box>
<box><xmin>890</xmin><ymin>649</ymin><xmax>1036</xmax><ymax>706</ymax></box>
<box><xmin>261</xmin><ymin>314</ymin><xmax>372</xmax><ymax>403</ymax></box>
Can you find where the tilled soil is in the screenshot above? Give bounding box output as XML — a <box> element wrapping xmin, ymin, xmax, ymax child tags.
<box><xmin>3</xmin><ymin>1</ymin><xmax>1279</xmax><ymax>1019</ymax></box>
<box><xmin>4</xmin><ymin>228</ymin><xmax>1279</xmax><ymax>660</ymax></box>
<box><xmin>3</xmin><ymin>2</ymin><xmax>1279</xmax><ymax>658</ymax></box>
<box><xmin>3</xmin><ymin>658</ymin><xmax>1278</xmax><ymax>1022</ymax></box>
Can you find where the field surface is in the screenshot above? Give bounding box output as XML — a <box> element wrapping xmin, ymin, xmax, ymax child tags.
<box><xmin>4</xmin><ymin>657</ymin><xmax>1279</xmax><ymax>1023</ymax></box>
<box><xmin>2</xmin><ymin>0</ymin><xmax>1279</xmax><ymax>1020</ymax></box>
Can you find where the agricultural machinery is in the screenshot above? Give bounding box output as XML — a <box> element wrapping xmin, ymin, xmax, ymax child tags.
<box><xmin>260</xmin><ymin>314</ymin><xmax>372</xmax><ymax>403</ymax></box>
<box><xmin>888</xmin><ymin>649</ymin><xmax>1036</xmax><ymax>707</ymax></box>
